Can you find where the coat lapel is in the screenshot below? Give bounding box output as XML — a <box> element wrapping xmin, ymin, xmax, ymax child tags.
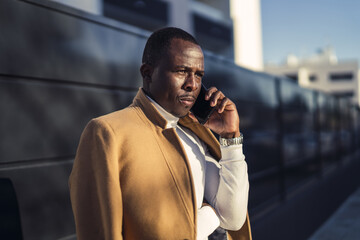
<box><xmin>132</xmin><ymin>89</ymin><xmax>196</xmax><ymax>228</ymax></box>
<box><xmin>179</xmin><ymin>115</ymin><xmax>221</xmax><ymax>161</ymax></box>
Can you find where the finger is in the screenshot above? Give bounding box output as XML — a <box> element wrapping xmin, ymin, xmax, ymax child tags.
<box><xmin>205</xmin><ymin>87</ymin><xmax>218</xmax><ymax>100</ymax></box>
<box><xmin>209</xmin><ymin>90</ymin><xmax>224</xmax><ymax>107</ymax></box>
<box><xmin>218</xmin><ymin>97</ymin><xmax>230</xmax><ymax>113</ymax></box>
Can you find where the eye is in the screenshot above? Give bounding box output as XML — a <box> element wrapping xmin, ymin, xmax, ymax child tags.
<box><xmin>195</xmin><ymin>72</ymin><xmax>204</xmax><ymax>78</ymax></box>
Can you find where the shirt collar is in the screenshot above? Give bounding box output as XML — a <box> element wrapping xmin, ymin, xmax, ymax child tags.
<box><xmin>146</xmin><ymin>96</ymin><xmax>179</xmax><ymax>129</ymax></box>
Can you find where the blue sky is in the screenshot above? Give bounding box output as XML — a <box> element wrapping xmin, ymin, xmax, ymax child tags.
<box><xmin>261</xmin><ymin>0</ymin><xmax>360</xmax><ymax>65</ymax></box>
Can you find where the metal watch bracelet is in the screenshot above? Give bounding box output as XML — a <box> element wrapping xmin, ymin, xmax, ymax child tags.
<box><xmin>219</xmin><ymin>133</ymin><xmax>243</xmax><ymax>146</ymax></box>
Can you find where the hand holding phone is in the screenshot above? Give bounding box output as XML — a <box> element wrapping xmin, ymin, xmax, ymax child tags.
<box><xmin>192</xmin><ymin>85</ymin><xmax>241</xmax><ymax>138</ymax></box>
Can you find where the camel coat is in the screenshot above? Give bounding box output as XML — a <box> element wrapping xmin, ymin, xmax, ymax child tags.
<box><xmin>69</xmin><ymin>89</ymin><xmax>252</xmax><ymax>240</ymax></box>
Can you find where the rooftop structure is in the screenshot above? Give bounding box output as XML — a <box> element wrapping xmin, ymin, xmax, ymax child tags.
<box><xmin>265</xmin><ymin>47</ymin><xmax>360</xmax><ymax>106</ymax></box>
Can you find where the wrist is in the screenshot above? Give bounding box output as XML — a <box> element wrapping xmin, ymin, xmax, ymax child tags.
<box><xmin>219</xmin><ymin>132</ymin><xmax>243</xmax><ymax>146</ymax></box>
<box><xmin>220</xmin><ymin>131</ymin><xmax>240</xmax><ymax>139</ymax></box>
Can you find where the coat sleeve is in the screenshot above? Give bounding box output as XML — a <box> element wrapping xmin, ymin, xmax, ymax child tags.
<box><xmin>69</xmin><ymin>119</ymin><xmax>123</xmax><ymax>240</ymax></box>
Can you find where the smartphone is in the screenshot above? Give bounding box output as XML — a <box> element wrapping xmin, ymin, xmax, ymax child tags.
<box><xmin>191</xmin><ymin>84</ymin><xmax>216</xmax><ymax>125</ymax></box>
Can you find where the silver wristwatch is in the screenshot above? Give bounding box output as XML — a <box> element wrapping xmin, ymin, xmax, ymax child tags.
<box><xmin>219</xmin><ymin>133</ymin><xmax>243</xmax><ymax>146</ymax></box>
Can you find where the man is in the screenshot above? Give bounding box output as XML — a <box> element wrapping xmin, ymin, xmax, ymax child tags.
<box><xmin>69</xmin><ymin>27</ymin><xmax>251</xmax><ymax>240</ymax></box>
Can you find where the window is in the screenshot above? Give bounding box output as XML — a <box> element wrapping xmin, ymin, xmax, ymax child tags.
<box><xmin>193</xmin><ymin>13</ymin><xmax>232</xmax><ymax>52</ymax></box>
<box><xmin>309</xmin><ymin>74</ymin><xmax>317</xmax><ymax>82</ymax></box>
<box><xmin>332</xmin><ymin>91</ymin><xmax>354</xmax><ymax>98</ymax></box>
<box><xmin>285</xmin><ymin>74</ymin><xmax>298</xmax><ymax>82</ymax></box>
<box><xmin>329</xmin><ymin>72</ymin><xmax>353</xmax><ymax>81</ymax></box>
<box><xmin>103</xmin><ymin>0</ymin><xmax>168</xmax><ymax>31</ymax></box>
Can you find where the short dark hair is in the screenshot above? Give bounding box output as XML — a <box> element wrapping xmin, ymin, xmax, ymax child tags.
<box><xmin>142</xmin><ymin>27</ymin><xmax>199</xmax><ymax>66</ymax></box>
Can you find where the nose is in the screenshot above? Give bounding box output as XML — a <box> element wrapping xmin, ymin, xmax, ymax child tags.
<box><xmin>183</xmin><ymin>73</ymin><xmax>199</xmax><ymax>92</ymax></box>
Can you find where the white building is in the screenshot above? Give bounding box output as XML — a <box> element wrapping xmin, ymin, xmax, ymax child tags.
<box><xmin>230</xmin><ymin>0</ymin><xmax>263</xmax><ymax>71</ymax></box>
<box><xmin>51</xmin><ymin>0</ymin><xmax>264</xmax><ymax>71</ymax></box>
<box><xmin>265</xmin><ymin>47</ymin><xmax>360</xmax><ymax>106</ymax></box>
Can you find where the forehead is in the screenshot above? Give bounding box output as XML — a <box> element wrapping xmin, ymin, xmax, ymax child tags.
<box><xmin>165</xmin><ymin>38</ymin><xmax>204</xmax><ymax>67</ymax></box>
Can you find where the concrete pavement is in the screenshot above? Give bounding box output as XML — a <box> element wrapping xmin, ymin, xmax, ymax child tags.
<box><xmin>308</xmin><ymin>187</ymin><xmax>360</xmax><ymax>240</ymax></box>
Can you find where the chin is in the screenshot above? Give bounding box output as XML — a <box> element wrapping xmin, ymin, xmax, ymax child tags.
<box><xmin>172</xmin><ymin>110</ymin><xmax>189</xmax><ymax>118</ymax></box>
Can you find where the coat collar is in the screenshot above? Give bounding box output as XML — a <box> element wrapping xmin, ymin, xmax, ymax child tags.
<box><xmin>146</xmin><ymin>95</ymin><xmax>179</xmax><ymax>129</ymax></box>
<box><xmin>131</xmin><ymin>88</ymin><xmax>168</xmax><ymax>129</ymax></box>
<box><xmin>132</xmin><ymin>88</ymin><xmax>221</xmax><ymax>161</ymax></box>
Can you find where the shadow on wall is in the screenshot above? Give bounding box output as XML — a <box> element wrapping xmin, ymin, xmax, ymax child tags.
<box><xmin>0</xmin><ymin>178</ymin><xmax>22</xmax><ymax>240</ymax></box>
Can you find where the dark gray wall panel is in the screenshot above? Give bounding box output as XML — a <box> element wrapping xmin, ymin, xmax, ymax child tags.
<box><xmin>0</xmin><ymin>77</ymin><xmax>136</xmax><ymax>163</ymax></box>
<box><xmin>282</xmin><ymin>132</ymin><xmax>317</xmax><ymax>164</ymax></box>
<box><xmin>236</xmin><ymin>102</ymin><xmax>278</xmax><ymax>136</ymax></box>
<box><xmin>279</xmin><ymin>81</ymin><xmax>318</xmax><ymax>165</ymax></box>
<box><xmin>204</xmin><ymin>56</ymin><xmax>278</xmax><ymax>107</ymax></box>
<box><xmin>0</xmin><ymin>160</ymin><xmax>74</xmax><ymax>240</ymax></box>
<box><xmin>320</xmin><ymin>132</ymin><xmax>336</xmax><ymax>156</ymax></box>
<box><xmin>249</xmin><ymin>174</ymin><xmax>281</xmax><ymax>210</ymax></box>
<box><xmin>280</xmin><ymin>80</ymin><xmax>315</xmax><ymax>110</ymax></box>
<box><xmin>0</xmin><ymin>0</ymin><xmax>145</xmax><ymax>88</ymax></box>
<box><xmin>240</xmin><ymin>105</ymin><xmax>280</xmax><ymax>172</ymax></box>
<box><xmin>318</xmin><ymin>94</ymin><xmax>338</xmax><ymax>131</ymax></box>
<box><xmin>245</xmin><ymin>136</ymin><xmax>280</xmax><ymax>173</ymax></box>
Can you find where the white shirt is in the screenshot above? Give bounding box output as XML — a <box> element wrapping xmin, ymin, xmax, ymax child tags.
<box><xmin>147</xmin><ymin>97</ymin><xmax>249</xmax><ymax>240</ymax></box>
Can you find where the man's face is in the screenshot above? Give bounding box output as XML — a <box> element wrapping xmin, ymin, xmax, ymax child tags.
<box><xmin>145</xmin><ymin>38</ymin><xmax>204</xmax><ymax>117</ymax></box>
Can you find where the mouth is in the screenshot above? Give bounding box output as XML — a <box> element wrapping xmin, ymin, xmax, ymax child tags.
<box><xmin>178</xmin><ymin>95</ymin><xmax>195</xmax><ymax>107</ymax></box>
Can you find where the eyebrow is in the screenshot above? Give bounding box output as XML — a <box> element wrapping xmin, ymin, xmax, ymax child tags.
<box><xmin>176</xmin><ymin>65</ymin><xmax>205</xmax><ymax>74</ymax></box>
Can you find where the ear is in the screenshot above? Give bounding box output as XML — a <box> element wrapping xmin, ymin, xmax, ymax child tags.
<box><xmin>140</xmin><ymin>63</ymin><xmax>153</xmax><ymax>84</ymax></box>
